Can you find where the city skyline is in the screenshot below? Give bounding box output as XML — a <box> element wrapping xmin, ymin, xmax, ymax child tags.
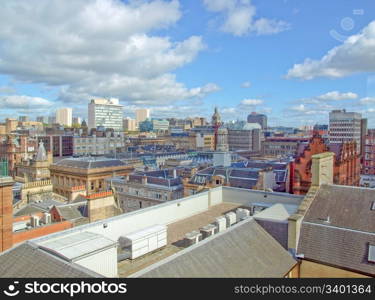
<box><xmin>0</xmin><ymin>0</ymin><xmax>374</xmax><ymax>127</ymax></box>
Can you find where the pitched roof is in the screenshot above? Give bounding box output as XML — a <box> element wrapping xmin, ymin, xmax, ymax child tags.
<box><xmin>133</xmin><ymin>218</ymin><xmax>297</xmax><ymax>278</ymax></box>
<box><xmin>0</xmin><ymin>242</ymin><xmax>99</xmax><ymax>278</ymax></box>
<box><xmin>54</xmin><ymin>157</ymin><xmax>128</xmax><ymax>169</ymax></box>
<box><xmin>297</xmin><ymin>184</ymin><xmax>375</xmax><ymax>276</ymax></box>
<box><xmin>55</xmin><ymin>203</ymin><xmax>86</xmax><ymax>220</ymax></box>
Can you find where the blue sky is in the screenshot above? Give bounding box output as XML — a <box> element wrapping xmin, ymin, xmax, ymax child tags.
<box><xmin>0</xmin><ymin>0</ymin><xmax>374</xmax><ymax>126</ymax></box>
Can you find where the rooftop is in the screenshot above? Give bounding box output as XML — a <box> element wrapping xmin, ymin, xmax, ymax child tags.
<box><xmin>132</xmin><ymin>218</ymin><xmax>296</xmax><ymax>278</ymax></box>
<box><xmin>0</xmin><ymin>242</ymin><xmax>100</xmax><ymax>278</ymax></box>
<box><xmin>52</xmin><ymin>157</ymin><xmax>129</xmax><ymax>169</ymax></box>
<box><xmin>38</xmin><ymin>231</ymin><xmax>116</xmax><ymax>262</ymax></box>
<box><xmin>118</xmin><ymin>202</ymin><xmax>241</xmax><ymax>277</ymax></box>
<box><xmin>297</xmin><ymin>184</ymin><xmax>375</xmax><ymax>276</ymax></box>
<box><xmin>7</xmin><ymin>186</ymin><xmax>303</xmax><ymax>278</ymax></box>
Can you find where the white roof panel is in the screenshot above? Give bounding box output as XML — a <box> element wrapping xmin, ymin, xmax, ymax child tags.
<box><xmin>37</xmin><ymin>231</ymin><xmax>116</xmax><ymax>261</ymax></box>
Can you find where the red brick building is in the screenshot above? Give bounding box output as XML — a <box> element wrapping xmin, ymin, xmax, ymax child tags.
<box><xmin>362</xmin><ymin>129</ymin><xmax>375</xmax><ymax>175</ymax></box>
<box><xmin>0</xmin><ymin>135</ymin><xmax>37</xmax><ymax>176</ymax></box>
<box><xmin>292</xmin><ymin>133</ymin><xmax>360</xmax><ymax>195</ymax></box>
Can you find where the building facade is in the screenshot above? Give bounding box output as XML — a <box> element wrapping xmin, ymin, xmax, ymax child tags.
<box><xmin>56</xmin><ymin>108</ymin><xmax>72</xmax><ymax>127</ymax></box>
<box><xmin>107</xmin><ymin>169</ymin><xmax>184</xmax><ymax>212</ymax></box>
<box><xmin>228</xmin><ymin>123</ymin><xmax>261</xmax><ymax>152</ymax></box>
<box><xmin>73</xmin><ymin>134</ymin><xmax>125</xmax><ymax>156</ymax></box>
<box><xmin>135</xmin><ymin>109</ymin><xmax>150</xmax><ymax>125</ymax></box>
<box><xmin>123</xmin><ymin>118</ymin><xmax>137</xmax><ymax>131</ymax></box>
<box><xmin>292</xmin><ymin>133</ymin><xmax>360</xmax><ymax>195</ymax></box>
<box><xmin>37</xmin><ymin>135</ymin><xmax>73</xmax><ymax>157</ymax></box>
<box><xmin>15</xmin><ymin>142</ymin><xmax>52</xmax><ymax>183</ymax></box>
<box><xmin>329</xmin><ymin>109</ymin><xmax>362</xmax><ymax>154</ymax></box>
<box><xmin>50</xmin><ymin>157</ymin><xmax>134</xmax><ymax>198</ymax></box>
<box><xmin>247</xmin><ymin>112</ymin><xmax>267</xmax><ymax>129</ymax></box>
<box><xmin>262</xmin><ymin>137</ymin><xmax>309</xmax><ymax>157</ymax></box>
<box><xmin>88</xmin><ymin>98</ymin><xmax>123</xmax><ymax>131</ymax></box>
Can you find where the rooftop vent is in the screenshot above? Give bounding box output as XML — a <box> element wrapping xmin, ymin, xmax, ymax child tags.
<box><xmin>368</xmin><ymin>245</ymin><xmax>375</xmax><ymax>263</ymax></box>
<box><xmin>184</xmin><ymin>230</ymin><xmax>202</xmax><ymax>247</ymax></box>
<box><xmin>200</xmin><ymin>224</ymin><xmax>216</xmax><ymax>239</ymax></box>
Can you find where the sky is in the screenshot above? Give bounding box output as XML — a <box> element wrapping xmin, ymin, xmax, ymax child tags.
<box><xmin>0</xmin><ymin>0</ymin><xmax>374</xmax><ymax>127</ymax></box>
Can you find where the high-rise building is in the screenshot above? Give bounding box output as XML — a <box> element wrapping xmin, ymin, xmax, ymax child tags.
<box><xmin>123</xmin><ymin>117</ymin><xmax>137</xmax><ymax>131</ymax></box>
<box><xmin>56</xmin><ymin>108</ymin><xmax>72</xmax><ymax>127</ymax></box>
<box><xmin>135</xmin><ymin>109</ymin><xmax>150</xmax><ymax>124</ymax></box>
<box><xmin>88</xmin><ymin>98</ymin><xmax>123</xmax><ymax>132</ymax></box>
<box><xmin>329</xmin><ymin>109</ymin><xmax>362</xmax><ymax>153</ymax></box>
<box><xmin>247</xmin><ymin>112</ymin><xmax>267</xmax><ymax>129</ymax></box>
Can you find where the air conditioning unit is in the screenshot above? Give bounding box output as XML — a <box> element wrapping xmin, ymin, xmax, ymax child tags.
<box><xmin>236</xmin><ymin>208</ymin><xmax>250</xmax><ymax>222</ymax></box>
<box><xmin>118</xmin><ymin>225</ymin><xmax>167</xmax><ymax>260</ymax></box>
<box><xmin>200</xmin><ymin>224</ymin><xmax>216</xmax><ymax>239</ymax></box>
<box><xmin>31</xmin><ymin>215</ymin><xmax>40</xmax><ymax>227</ymax></box>
<box><xmin>215</xmin><ymin>216</ymin><xmax>226</xmax><ymax>233</ymax></box>
<box><xmin>225</xmin><ymin>212</ymin><xmax>236</xmax><ymax>227</ymax></box>
<box><xmin>43</xmin><ymin>212</ymin><xmax>51</xmax><ymax>224</ymax></box>
<box><xmin>184</xmin><ymin>230</ymin><xmax>202</xmax><ymax>247</ymax></box>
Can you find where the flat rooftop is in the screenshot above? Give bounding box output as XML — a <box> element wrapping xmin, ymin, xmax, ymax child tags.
<box><xmin>118</xmin><ymin>202</ymin><xmax>241</xmax><ymax>277</ymax></box>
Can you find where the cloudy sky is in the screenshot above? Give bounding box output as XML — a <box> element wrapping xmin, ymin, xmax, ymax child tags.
<box><xmin>0</xmin><ymin>0</ymin><xmax>374</xmax><ymax>126</ymax></box>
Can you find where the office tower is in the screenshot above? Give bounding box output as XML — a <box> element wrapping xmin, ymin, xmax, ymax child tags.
<box><xmin>56</xmin><ymin>108</ymin><xmax>72</xmax><ymax>127</ymax></box>
<box><xmin>329</xmin><ymin>109</ymin><xmax>362</xmax><ymax>153</ymax></box>
<box><xmin>135</xmin><ymin>109</ymin><xmax>150</xmax><ymax>124</ymax></box>
<box><xmin>88</xmin><ymin>98</ymin><xmax>123</xmax><ymax>132</ymax></box>
<box><xmin>247</xmin><ymin>112</ymin><xmax>267</xmax><ymax>129</ymax></box>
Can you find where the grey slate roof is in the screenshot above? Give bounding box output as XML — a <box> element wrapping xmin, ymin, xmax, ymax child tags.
<box><xmin>54</xmin><ymin>157</ymin><xmax>127</xmax><ymax>169</ymax></box>
<box><xmin>0</xmin><ymin>242</ymin><xmax>100</xmax><ymax>278</ymax></box>
<box><xmin>133</xmin><ymin>218</ymin><xmax>297</xmax><ymax>278</ymax></box>
<box><xmin>55</xmin><ymin>203</ymin><xmax>86</xmax><ymax>220</ymax></box>
<box><xmin>297</xmin><ymin>184</ymin><xmax>375</xmax><ymax>276</ymax></box>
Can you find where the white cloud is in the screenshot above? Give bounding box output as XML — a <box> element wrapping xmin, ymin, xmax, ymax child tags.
<box><xmin>241</xmin><ymin>81</ymin><xmax>251</xmax><ymax>88</ymax></box>
<box><xmin>291</xmin><ymin>104</ymin><xmax>306</xmax><ymax>112</ymax></box>
<box><xmin>360</xmin><ymin>97</ymin><xmax>375</xmax><ymax>104</ymax></box>
<box><xmin>0</xmin><ymin>95</ymin><xmax>53</xmax><ymax>109</ymax></box>
<box><xmin>0</xmin><ymin>0</ymin><xmax>218</xmax><ymax>106</ymax></box>
<box><xmin>286</xmin><ymin>21</ymin><xmax>375</xmax><ymax>80</ymax></box>
<box><xmin>240</xmin><ymin>99</ymin><xmax>263</xmax><ymax>105</ymax></box>
<box><xmin>316</xmin><ymin>91</ymin><xmax>358</xmax><ymax>101</ymax></box>
<box><xmin>202</xmin><ymin>0</ymin><xmax>290</xmax><ymax>36</ymax></box>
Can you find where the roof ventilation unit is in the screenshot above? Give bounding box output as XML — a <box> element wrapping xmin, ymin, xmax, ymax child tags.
<box><xmin>43</xmin><ymin>212</ymin><xmax>51</xmax><ymax>224</ymax></box>
<box><xmin>31</xmin><ymin>215</ymin><xmax>40</xmax><ymax>227</ymax></box>
<box><xmin>200</xmin><ymin>224</ymin><xmax>216</xmax><ymax>239</ymax></box>
<box><xmin>236</xmin><ymin>208</ymin><xmax>250</xmax><ymax>222</ymax></box>
<box><xmin>225</xmin><ymin>212</ymin><xmax>236</xmax><ymax>227</ymax></box>
<box><xmin>118</xmin><ymin>224</ymin><xmax>167</xmax><ymax>260</ymax></box>
<box><xmin>215</xmin><ymin>216</ymin><xmax>226</xmax><ymax>233</ymax></box>
<box><xmin>184</xmin><ymin>230</ymin><xmax>202</xmax><ymax>247</ymax></box>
